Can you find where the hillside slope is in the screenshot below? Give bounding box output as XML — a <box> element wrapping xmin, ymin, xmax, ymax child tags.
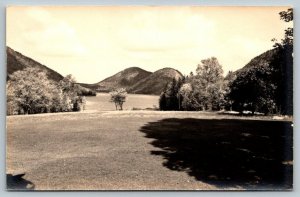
<box><xmin>129</xmin><ymin>67</ymin><xmax>183</xmax><ymax>95</ymax></box>
<box><xmin>7</xmin><ymin>47</ymin><xmax>96</xmax><ymax>96</ymax></box>
<box><xmin>234</xmin><ymin>48</ymin><xmax>279</xmax><ymax>75</ymax></box>
<box><xmin>7</xmin><ymin>47</ymin><xmax>63</xmax><ymax>82</ymax></box>
<box><xmin>95</xmin><ymin>67</ymin><xmax>152</xmax><ymax>92</ymax></box>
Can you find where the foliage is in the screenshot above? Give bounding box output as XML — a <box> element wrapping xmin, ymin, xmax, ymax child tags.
<box><xmin>228</xmin><ymin>8</ymin><xmax>293</xmax><ymax>115</ymax></box>
<box><xmin>179</xmin><ymin>83</ymin><xmax>199</xmax><ymax>111</ymax></box>
<box><xmin>73</xmin><ymin>96</ymin><xmax>86</xmax><ymax>111</ymax></box>
<box><xmin>159</xmin><ymin>92</ymin><xmax>167</xmax><ymax>111</ymax></box>
<box><xmin>191</xmin><ymin>57</ymin><xmax>225</xmax><ymax>110</ymax></box>
<box><xmin>7</xmin><ymin>68</ymin><xmax>85</xmax><ymax>115</ymax></box>
<box><xmin>7</xmin><ymin>67</ymin><xmax>58</xmax><ymax>114</ymax></box>
<box><xmin>272</xmin><ymin>8</ymin><xmax>293</xmax><ymax>48</ymax></box>
<box><xmin>223</xmin><ymin>71</ymin><xmax>236</xmax><ymax>111</ymax></box>
<box><xmin>109</xmin><ymin>88</ymin><xmax>127</xmax><ymax>110</ymax></box>
<box><xmin>269</xmin><ymin>46</ymin><xmax>293</xmax><ymax>115</ymax></box>
<box><xmin>228</xmin><ymin>63</ymin><xmax>277</xmax><ymax>114</ymax></box>
<box><xmin>77</xmin><ymin>86</ymin><xmax>97</xmax><ymax>96</ymax></box>
<box><xmin>272</xmin><ymin>8</ymin><xmax>293</xmax><ymax>115</ymax></box>
<box><xmin>159</xmin><ymin>57</ymin><xmax>225</xmax><ymax>111</ymax></box>
<box><xmin>159</xmin><ymin>77</ymin><xmax>185</xmax><ymax>110</ymax></box>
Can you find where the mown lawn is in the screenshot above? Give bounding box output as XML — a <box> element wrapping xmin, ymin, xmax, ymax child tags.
<box><xmin>6</xmin><ymin>111</ymin><xmax>293</xmax><ymax>190</ymax></box>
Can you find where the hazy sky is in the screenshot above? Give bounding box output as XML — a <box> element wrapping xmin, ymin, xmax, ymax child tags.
<box><xmin>7</xmin><ymin>6</ymin><xmax>291</xmax><ymax>83</ymax></box>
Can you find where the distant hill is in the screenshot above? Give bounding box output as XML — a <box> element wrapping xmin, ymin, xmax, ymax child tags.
<box><xmin>77</xmin><ymin>83</ymin><xmax>101</xmax><ymax>91</ymax></box>
<box><xmin>95</xmin><ymin>67</ymin><xmax>152</xmax><ymax>92</ymax></box>
<box><xmin>83</xmin><ymin>67</ymin><xmax>183</xmax><ymax>95</ymax></box>
<box><xmin>129</xmin><ymin>67</ymin><xmax>183</xmax><ymax>95</ymax></box>
<box><xmin>84</xmin><ymin>67</ymin><xmax>183</xmax><ymax>95</ymax></box>
<box><xmin>7</xmin><ymin>46</ymin><xmax>63</xmax><ymax>82</ymax></box>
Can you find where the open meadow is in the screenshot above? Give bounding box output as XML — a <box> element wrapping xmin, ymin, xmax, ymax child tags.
<box><xmin>6</xmin><ymin>94</ymin><xmax>293</xmax><ymax>190</ymax></box>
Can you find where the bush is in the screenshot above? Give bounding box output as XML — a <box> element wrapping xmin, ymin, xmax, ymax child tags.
<box><xmin>109</xmin><ymin>88</ymin><xmax>127</xmax><ymax>110</ymax></box>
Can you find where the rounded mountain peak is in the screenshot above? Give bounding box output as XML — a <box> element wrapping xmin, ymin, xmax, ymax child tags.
<box><xmin>153</xmin><ymin>67</ymin><xmax>183</xmax><ymax>80</ymax></box>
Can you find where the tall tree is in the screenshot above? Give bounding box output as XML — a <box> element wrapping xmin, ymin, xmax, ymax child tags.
<box><xmin>229</xmin><ymin>64</ymin><xmax>276</xmax><ymax>114</ymax></box>
<box><xmin>159</xmin><ymin>92</ymin><xmax>167</xmax><ymax>111</ymax></box>
<box><xmin>58</xmin><ymin>74</ymin><xmax>86</xmax><ymax>111</ymax></box>
<box><xmin>192</xmin><ymin>57</ymin><xmax>225</xmax><ymax>110</ymax></box>
<box><xmin>272</xmin><ymin>8</ymin><xmax>293</xmax><ymax>48</ymax></box>
<box><xmin>223</xmin><ymin>71</ymin><xmax>236</xmax><ymax>111</ymax></box>
<box><xmin>163</xmin><ymin>78</ymin><xmax>180</xmax><ymax>110</ymax></box>
<box><xmin>272</xmin><ymin>8</ymin><xmax>293</xmax><ymax>115</ymax></box>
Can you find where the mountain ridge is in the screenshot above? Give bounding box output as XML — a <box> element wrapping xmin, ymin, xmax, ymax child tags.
<box><xmin>233</xmin><ymin>48</ymin><xmax>279</xmax><ymax>75</ymax></box>
<box><xmin>7</xmin><ymin>46</ymin><xmax>64</xmax><ymax>82</ymax></box>
<box><xmin>7</xmin><ymin>46</ymin><xmax>184</xmax><ymax>95</ymax></box>
<box><xmin>91</xmin><ymin>67</ymin><xmax>183</xmax><ymax>95</ymax></box>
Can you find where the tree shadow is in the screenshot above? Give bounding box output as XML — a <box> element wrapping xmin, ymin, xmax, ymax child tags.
<box><xmin>7</xmin><ymin>174</ymin><xmax>35</xmax><ymax>190</ymax></box>
<box><xmin>140</xmin><ymin>118</ymin><xmax>293</xmax><ymax>189</ymax></box>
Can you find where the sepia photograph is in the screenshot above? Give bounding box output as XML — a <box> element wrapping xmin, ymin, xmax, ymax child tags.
<box><xmin>6</xmin><ymin>6</ymin><xmax>293</xmax><ymax>190</ymax></box>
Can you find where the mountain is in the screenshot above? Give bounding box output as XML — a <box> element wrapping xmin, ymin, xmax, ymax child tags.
<box><xmin>7</xmin><ymin>46</ymin><xmax>63</xmax><ymax>82</ymax></box>
<box><xmin>129</xmin><ymin>67</ymin><xmax>183</xmax><ymax>95</ymax></box>
<box><xmin>95</xmin><ymin>67</ymin><xmax>152</xmax><ymax>92</ymax></box>
<box><xmin>84</xmin><ymin>67</ymin><xmax>183</xmax><ymax>95</ymax></box>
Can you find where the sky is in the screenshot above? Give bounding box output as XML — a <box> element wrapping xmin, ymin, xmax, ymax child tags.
<box><xmin>6</xmin><ymin>6</ymin><xmax>292</xmax><ymax>83</ymax></box>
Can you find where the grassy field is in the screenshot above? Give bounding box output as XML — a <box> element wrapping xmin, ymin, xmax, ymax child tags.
<box><xmin>6</xmin><ymin>109</ymin><xmax>293</xmax><ymax>190</ymax></box>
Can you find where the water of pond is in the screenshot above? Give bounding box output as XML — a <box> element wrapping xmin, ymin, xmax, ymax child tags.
<box><xmin>84</xmin><ymin>93</ymin><xmax>159</xmax><ymax>111</ymax></box>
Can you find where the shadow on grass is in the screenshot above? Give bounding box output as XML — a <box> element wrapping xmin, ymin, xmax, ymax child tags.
<box><xmin>7</xmin><ymin>174</ymin><xmax>35</xmax><ymax>190</ymax></box>
<box><xmin>140</xmin><ymin>118</ymin><xmax>293</xmax><ymax>189</ymax></box>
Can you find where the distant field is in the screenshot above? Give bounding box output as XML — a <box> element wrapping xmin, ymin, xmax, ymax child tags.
<box><xmin>6</xmin><ymin>111</ymin><xmax>292</xmax><ymax>190</ymax></box>
<box><xmin>84</xmin><ymin>93</ymin><xmax>159</xmax><ymax>112</ymax></box>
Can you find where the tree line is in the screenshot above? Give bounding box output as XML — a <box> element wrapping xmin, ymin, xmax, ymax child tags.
<box><xmin>159</xmin><ymin>8</ymin><xmax>293</xmax><ymax>115</ymax></box>
<box><xmin>7</xmin><ymin>67</ymin><xmax>96</xmax><ymax>115</ymax></box>
<box><xmin>159</xmin><ymin>57</ymin><xmax>229</xmax><ymax>112</ymax></box>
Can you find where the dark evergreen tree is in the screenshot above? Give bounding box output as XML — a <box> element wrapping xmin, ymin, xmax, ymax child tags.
<box><xmin>159</xmin><ymin>92</ymin><xmax>167</xmax><ymax>111</ymax></box>
<box><xmin>165</xmin><ymin>78</ymin><xmax>179</xmax><ymax>110</ymax></box>
<box><xmin>159</xmin><ymin>77</ymin><xmax>185</xmax><ymax>111</ymax></box>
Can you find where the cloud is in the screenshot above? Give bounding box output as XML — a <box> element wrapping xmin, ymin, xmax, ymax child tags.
<box><xmin>21</xmin><ymin>7</ymin><xmax>87</xmax><ymax>57</ymax></box>
<box><xmin>7</xmin><ymin>6</ymin><xmax>290</xmax><ymax>83</ymax></box>
<box><xmin>115</xmin><ymin>9</ymin><xmax>215</xmax><ymax>52</ymax></box>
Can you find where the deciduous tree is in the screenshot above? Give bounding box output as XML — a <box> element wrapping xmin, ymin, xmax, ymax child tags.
<box><xmin>109</xmin><ymin>88</ymin><xmax>127</xmax><ymax>110</ymax></box>
<box><xmin>6</xmin><ymin>68</ymin><xmax>84</xmax><ymax>115</ymax></box>
<box><xmin>192</xmin><ymin>57</ymin><xmax>225</xmax><ymax>110</ymax></box>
